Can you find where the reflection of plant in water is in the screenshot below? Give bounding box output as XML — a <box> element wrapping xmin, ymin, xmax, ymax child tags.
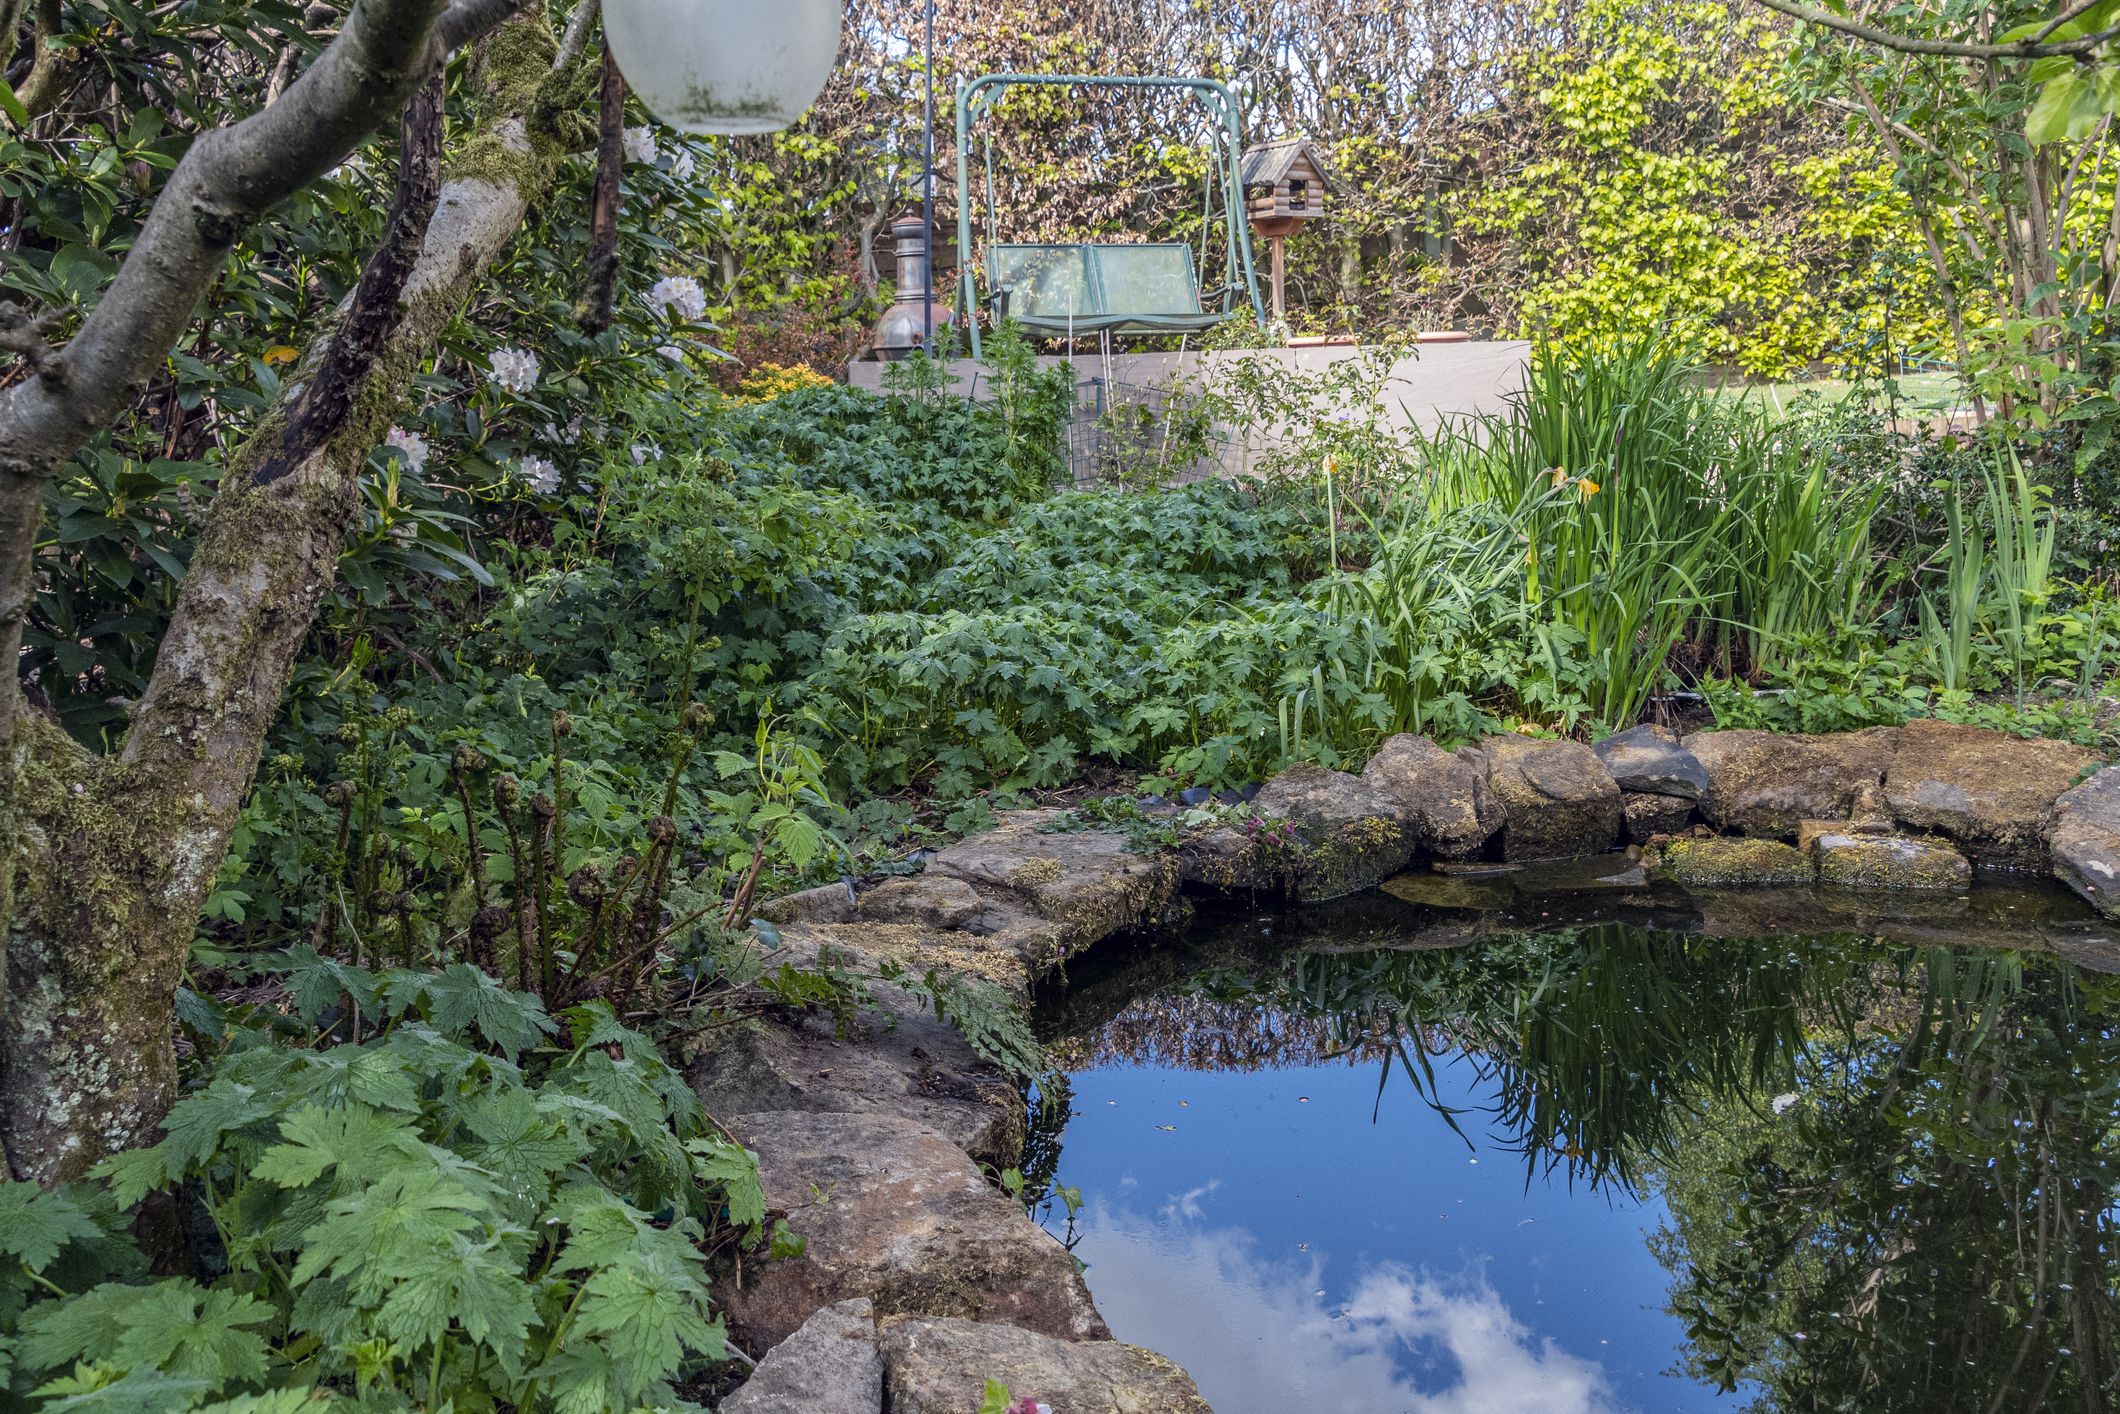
<box><xmin>1182</xmin><ymin>925</ymin><xmax>1827</xmax><ymax>1189</ymax></box>
<box><xmin>1653</xmin><ymin>949</ymin><xmax>2119</xmax><ymax>1410</ymax></box>
<box><xmin>1050</xmin><ymin>919</ymin><xmax>2120</xmax><ymax>1407</ymax></box>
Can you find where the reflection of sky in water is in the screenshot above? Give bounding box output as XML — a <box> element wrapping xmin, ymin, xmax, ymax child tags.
<box><xmin>1055</xmin><ymin>1057</ymin><xmax>1748</xmax><ymax>1412</ymax></box>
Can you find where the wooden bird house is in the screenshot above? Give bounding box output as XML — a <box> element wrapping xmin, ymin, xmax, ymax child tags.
<box><xmin>1240</xmin><ymin>139</ymin><xmax>1334</xmax><ymax>321</ymax></box>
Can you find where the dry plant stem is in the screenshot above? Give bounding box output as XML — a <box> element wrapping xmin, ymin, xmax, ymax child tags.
<box><xmin>497</xmin><ymin>787</ymin><xmax>533</xmax><ymax>994</ymax></box>
<box><xmin>723</xmin><ymin>853</ymin><xmax>768</xmax><ymax>932</ymax></box>
<box><xmin>452</xmin><ymin>763</ymin><xmax>490</xmax><ymax>910</ymax></box>
<box><xmin>313</xmin><ymin>789</ymin><xmax>357</xmax><ymax>950</ymax></box>
<box><xmin>527</xmin><ymin>796</ymin><xmax>554</xmax><ymax>995</ymax></box>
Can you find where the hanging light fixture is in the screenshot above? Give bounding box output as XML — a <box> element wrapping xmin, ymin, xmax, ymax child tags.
<box><xmin>604</xmin><ymin>0</ymin><xmax>843</xmax><ymax>135</ymax></box>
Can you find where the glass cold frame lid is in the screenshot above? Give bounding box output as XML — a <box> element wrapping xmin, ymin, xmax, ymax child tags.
<box><xmin>1027</xmin><ymin>895</ymin><xmax>2120</xmax><ymax>1414</ymax></box>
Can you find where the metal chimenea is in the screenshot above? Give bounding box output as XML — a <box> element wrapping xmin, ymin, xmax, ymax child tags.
<box><xmin>872</xmin><ymin>215</ymin><xmax>952</xmax><ymax>360</ymax></box>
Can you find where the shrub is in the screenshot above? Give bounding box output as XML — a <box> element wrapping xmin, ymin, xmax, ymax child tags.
<box><xmin>1</xmin><ymin>963</ymin><xmax>767</xmax><ymax>1412</ymax></box>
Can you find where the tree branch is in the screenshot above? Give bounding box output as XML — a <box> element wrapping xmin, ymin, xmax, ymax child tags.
<box><xmin>11</xmin><ymin>0</ymin><xmax>84</xmax><ymax>121</ymax></box>
<box><xmin>575</xmin><ymin>41</ymin><xmax>624</xmax><ymax>331</ymax></box>
<box><xmin>258</xmin><ymin>74</ymin><xmax>445</xmax><ymax>486</ymax></box>
<box><xmin>118</xmin><ymin>14</ymin><xmax>572</xmax><ymax>820</ymax></box>
<box><xmin>549</xmin><ymin>0</ymin><xmax>599</xmax><ymax>73</ymax></box>
<box><xmin>1752</xmin><ymin>0</ymin><xmax>2120</xmax><ymax>59</ymax></box>
<box><xmin>0</xmin><ymin>0</ymin><xmax>525</xmax><ymax>742</ymax></box>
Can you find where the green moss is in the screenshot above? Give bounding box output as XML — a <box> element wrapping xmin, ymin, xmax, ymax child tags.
<box><xmin>444</xmin><ymin>15</ymin><xmax>582</xmax><ymax>191</ymax></box>
<box><xmin>1811</xmin><ymin>834</ymin><xmax>1971</xmax><ymax>891</ymax></box>
<box><xmin>1645</xmin><ymin>835</ymin><xmax>1813</xmax><ymax>888</ymax></box>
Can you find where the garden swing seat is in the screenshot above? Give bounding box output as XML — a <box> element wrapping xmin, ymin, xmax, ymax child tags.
<box><xmin>985</xmin><ymin>242</ymin><xmax>1233</xmax><ymax>337</ymax></box>
<box><xmin>955</xmin><ymin>74</ymin><xmax>1265</xmax><ymax>356</ymax></box>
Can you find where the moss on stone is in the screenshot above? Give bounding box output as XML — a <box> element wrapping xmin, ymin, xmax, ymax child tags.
<box><xmin>1810</xmin><ymin>833</ymin><xmax>1971</xmax><ymax>891</ymax></box>
<box><xmin>1644</xmin><ymin>835</ymin><xmax>1813</xmax><ymax>888</ymax></box>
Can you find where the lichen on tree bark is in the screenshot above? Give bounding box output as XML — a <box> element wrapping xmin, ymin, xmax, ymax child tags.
<box><xmin>0</xmin><ymin>3</ymin><xmax>580</xmax><ymax>1184</ymax></box>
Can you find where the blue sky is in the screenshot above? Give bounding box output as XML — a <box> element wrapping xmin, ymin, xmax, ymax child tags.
<box><xmin>1050</xmin><ymin>1054</ymin><xmax>1751</xmax><ymax>1413</ymax></box>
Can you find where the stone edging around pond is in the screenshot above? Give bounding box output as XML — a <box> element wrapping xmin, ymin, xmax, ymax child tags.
<box><xmin>699</xmin><ymin>718</ymin><xmax>2120</xmax><ymax>1411</ymax></box>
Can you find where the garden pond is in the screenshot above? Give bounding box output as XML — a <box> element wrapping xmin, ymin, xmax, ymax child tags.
<box><xmin>1028</xmin><ymin>872</ymin><xmax>2120</xmax><ymax>1413</ymax></box>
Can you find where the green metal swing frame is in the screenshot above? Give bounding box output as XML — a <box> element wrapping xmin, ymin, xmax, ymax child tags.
<box><xmin>953</xmin><ymin>73</ymin><xmax>1266</xmax><ymax>358</ymax></box>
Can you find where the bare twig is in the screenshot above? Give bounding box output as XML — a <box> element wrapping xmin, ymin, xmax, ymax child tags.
<box><xmin>1752</xmin><ymin>0</ymin><xmax>2120</xmax><ymax>59</ymax></box>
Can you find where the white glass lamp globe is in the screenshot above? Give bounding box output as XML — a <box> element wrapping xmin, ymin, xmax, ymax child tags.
<box><xmin>604</xmin><ymin>0</ymin><xmax>842</xmax><ymax>135</ymax></box>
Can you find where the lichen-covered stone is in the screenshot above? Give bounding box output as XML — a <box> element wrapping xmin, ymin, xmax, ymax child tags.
<box><xmin>1643</xmin><ymin>835</ymin><xmax>1813</xmax><ymax>887</ymax></box>
<box><xmin>1456</xmin><ymin>736</ymin><xmax>1622</xmax><ymax>861</ymax></box>
<box><xmin>1359</xmin><ymin>733</ymin><xmax>1503</xmax><ymax>857</ymax></box>
<box><xmin>1623</xmin><ymin>791</ymin><xmax>1695</xmax><ymax>844</ymax></box>
<box><xmin>2053</xmin><ymin>765</ymin><xmax>2120</xmax><ymax>918</ymax></box>
<box><xmin>1175</xmin><ymin>823</ymin><xmax>1288</xmax><ymax>894</ymax></box>
<box><xmin>1809</xmin><ymin>831</ymin><xmax>1971</xmax><ymax>891</ymax></box>
<box><xmin>878</xmin><ymin>1316</ymin><xmax>1212</xmax><ymax>1414</ymax></box>
<box><xmin>722</xmin><ymin>1299</ymin><xmax>882</xmax><ymax>1414</ymax></box>
<box><xmin>755</xmin><ymin>873</ymin><xmax>1023</xmax><ymax>935</ymax></box>
<box><xmin>688</xmin><ymin>973</ymin><xmax>1024</xmax><ymax>1170</ymax></box>
<box><xmin>1796</xmin><ymin>817</ymin><xmax>1894</xmax><ymax>852</ymax></box>
<box><xmin>1250</xmin><ymin>764</ymin><xmax>1419</xmax><ymax>901</ymax></box>
<box><xmin>1883</xmin><ymin>718</ymin><xmax>2103</xmax><ymax>867</ymax></box>
<box><xmin>1595</xmin><ymin>725</ymin><xmax>1711</xmax><ymax>799</ymax></box>
<box><xmin>929</xmin><ymin>810</ymin><xmax>1180</xmax><ymax>962</ymax></box>
<box><xmin>1685</xmin><ymin>728</ymin><xmax>1899</xmax><ymax>839</ymax></box>
<box><xmin>717</xmin><ymin>1111</ymin><xmax>1108</xmax><ymax>1353</ymax></box>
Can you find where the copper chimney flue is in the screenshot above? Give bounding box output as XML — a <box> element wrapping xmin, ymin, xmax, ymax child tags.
<box><xmin>872</xmin><ymin>215</ymin><xmax>952</xmax><ymax>360</ymax></box>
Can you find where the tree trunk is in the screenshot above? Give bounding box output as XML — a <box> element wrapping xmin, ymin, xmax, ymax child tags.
<box><xmin>0</xmin><ymin>21</ymin><xmax>572</xmax><ymax>1183</ymax></box>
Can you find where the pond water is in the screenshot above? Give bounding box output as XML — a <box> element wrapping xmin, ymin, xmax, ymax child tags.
<box><xmin>1029</xmin><ymin>883</ymin><xmax>2120</xmax><ymax>1414</ymax></box>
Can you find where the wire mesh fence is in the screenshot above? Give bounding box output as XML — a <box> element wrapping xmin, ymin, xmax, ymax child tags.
<box><xmin>1058</xmin><ymin>373</ymin><xmax>1224</xmax><ymax>489</ymax></box>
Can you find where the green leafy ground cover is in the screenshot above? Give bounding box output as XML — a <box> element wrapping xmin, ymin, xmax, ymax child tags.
<box><xmin>15</xmin><ymin>336</ymin><xmax>2117</xmax><ymax>1412</ymax></box>
<box><xmin>189</xmin><ymin>338</ymin><xmax>2117</xmax><ymax>953</ymax></box>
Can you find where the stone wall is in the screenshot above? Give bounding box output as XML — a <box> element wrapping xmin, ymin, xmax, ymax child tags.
<box><xmin>703</xmin><ymin>719</ymin><xmax>2118</xmax><ymax>1409</ymax></box>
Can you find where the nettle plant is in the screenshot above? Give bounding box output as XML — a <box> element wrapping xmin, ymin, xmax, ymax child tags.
<box><xmin>1</xmin><ymin>964</ymin><xmax>770</xmax><ymax>1412</ymax></box>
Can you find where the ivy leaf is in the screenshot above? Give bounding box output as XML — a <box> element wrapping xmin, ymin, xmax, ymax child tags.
<box><xmin>569</xmin><ymin>1254</ymin><xmax>724</xmax><ymax>1398</ymax></box>
<box><xmin>251</xmin><ymin>1102</ymin><xmax>423</xmax><ymax>1191</ymax></box>
<box><xmin>686</xmin><ymin>1138</ymin><xmax>766</xmax><ymax>1229</ymax></box>
<box><xmin>372</xmin><ymin>1232</ymin><xmax>535</xmax><ymax>1360</ymax></box>
<box><xmin>387</xmin><ymin>964</ymin><xmax>554</xmax><ymax>1058</ymax></box>
<box><xmin>19</xmin><ymin>1280</ymin><xmax>270</xmax><ymax>1392</ymax></box>
<box><xmin>0</xmin><ymin>1181</ymin><xmax>104</xmax><ymax>1272</ymax></box>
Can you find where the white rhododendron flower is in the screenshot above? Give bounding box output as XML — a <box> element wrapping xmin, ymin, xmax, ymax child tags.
<box><xmin>518</xmin><ymin>456</ymin><xmax>560</xmax><ymax>496</ymax></box>
<box><xmin>657</xmin><ymin>344</ymin><xmax>686</xmax><ymax>362</ymax></box>
<box><xmin>622</xmin><ymin>126</ymin><xmax>658</xmax><ymax>164</ymax></box>
<box><xmin>539</xmin><ymin>415</ymin><xmax>584</xmax><ymax>446</ymax></box>
<box><xmin>382</xmin><ymin>426</ymin><xmax>429</xmax><ymax>473</ymax></box>
<box><xmin>486</xmin><ymin>347</ymin><xmax>540</xmax><ymax>394</ymax></box>
<box><xmin>646</xmin><ymin>275</ymin><xmax>707</xmax><ymax>323</ymax></box>
<box><xmin>668</xmin><ymin>146</ymin><xmax>696</xmax><ymax>181</ymax></box>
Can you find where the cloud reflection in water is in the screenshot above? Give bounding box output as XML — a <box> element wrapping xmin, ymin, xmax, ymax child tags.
<box><xmin>1070</xmin><ymin>1194</ymin><xmax>1629</xmax><ymax>1414</ymax></box>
